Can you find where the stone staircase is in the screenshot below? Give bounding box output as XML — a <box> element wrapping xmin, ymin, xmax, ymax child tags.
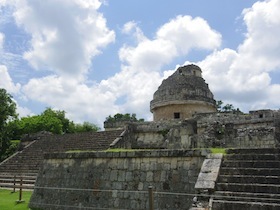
<box><xmin>0</xmin><ymin>130</ymin><xmax>124</xmax><ymax>190</ymax></box>
<box><xmin>212</xmin><ymin>148</ymin><xmax>280</xmax><ymax>210</ymax></box>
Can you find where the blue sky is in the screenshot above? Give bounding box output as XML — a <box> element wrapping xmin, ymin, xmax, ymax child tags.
<box><xmin>0</xmin><ymin>0</ymin><xmax>279</xmax><ymax>128</ymax></box>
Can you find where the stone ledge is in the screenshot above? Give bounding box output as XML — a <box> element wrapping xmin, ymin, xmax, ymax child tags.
<box><xmin>44</xmin><ymin>149</ymin><xmax>209</xmax><ymax>159</ymax></box>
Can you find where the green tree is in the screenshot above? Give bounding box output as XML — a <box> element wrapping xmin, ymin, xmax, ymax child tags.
<box><xmin>73</xmin><ymin>122</ymin><xmax>100</xmax><ymax>133</ymax></box>
<box><xmin>10</xmin><ymin>108</ymin><xmax>100</xmax><ymax>138</ymax></box>
<box><xmin>216</xmin><ymin>100</ymin><xmax>242</xmax><ymax>113</ymax></box>
<box><xmin>0</xmin><ymin>89</ymin><xmax>18</xmax><ymax>161</ymax></box>
<box><xmin>216</xmin><ymin>100</ymin><xmax>223</xmax><ymax>111</ymax></box>
<box><xmin>42</xmin><ymin>108</ymin><xmax>74</xmax><ymax>133</ymax></box>
<box><xmin>105</xmin><ymin>113</ymin><xmax>144</xmax><ymax>123</ymax></box>
<box><xmin>222</xmin><ymin>104</ymin><xmax>234</xmax><ymax>112</ymax></box>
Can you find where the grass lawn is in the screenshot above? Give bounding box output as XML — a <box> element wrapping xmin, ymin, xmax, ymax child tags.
<box><xmin>0</xmin><ymin>189</ymin><xmax>32</xmax><ymax>210</ymax></box>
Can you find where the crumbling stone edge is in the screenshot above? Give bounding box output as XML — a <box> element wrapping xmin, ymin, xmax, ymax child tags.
<box><xmin>191</xmin><ymin>153</ymin><xmax>223</xmax><ymax>209</ymax></box>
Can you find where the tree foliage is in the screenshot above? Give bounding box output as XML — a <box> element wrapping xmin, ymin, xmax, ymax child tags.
<box><xmin>105</xmin><ymin>113</ymin><xmax>144</xmax><ymax>123</ymax></box>
<box><xmin>0</xmin><ymin>88</ymin><xmax>100</xmax><ymax>160</ymax></box>
<box><xmin>73</xmin><ymin>122</ymin><xmax>100</xmax><ymax>133</ymax></box>
<box><xmin>216</xmin><ymin>100</ymin><xmax>242</xmax><ymax>113</ymax></box>
<box><xmin>0</xmin><ymin>89</ymin><xmax>18</xmax><ymax>161</ymax></box>
<box><xmin>9</xmin><ymin>108</ymin><xmax>100</xmax><ymax>139</ymax></box>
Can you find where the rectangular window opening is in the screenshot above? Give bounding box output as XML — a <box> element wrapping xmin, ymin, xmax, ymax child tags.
<box><xmin>174</xmin><ymin>112</ymin><xmax>180</xmax><ymax>119</ymax></box>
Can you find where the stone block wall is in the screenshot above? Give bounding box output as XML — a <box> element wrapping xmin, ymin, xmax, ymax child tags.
<box><xmin>110</xmin><ymin>110</ymin><xmax>280</xmax><ymax>150</ymax></box>
<box><xmin>29</xmin><ymin>150</ymin><xmax>206</xmax><ymax>210</ymax></box>
<box><xmin>151</xmin><ymin>101</ymin><xmax>216</xmax><ymax>121</ymax></box>
<box><xmin>195</xmin><ymin>112</ymin><xmax>277</xmax><ymax>148</ymax></box>
<box><xmin>111</xmin><ymin>120</ymin><xmax>197</xmax><ymax>149</ymax></box>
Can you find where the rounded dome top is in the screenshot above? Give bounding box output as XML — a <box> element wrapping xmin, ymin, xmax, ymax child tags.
<box><xmin>150</xmin><ymin>64</ymin><xmax>216</xmax><ymax>112</ymax></box>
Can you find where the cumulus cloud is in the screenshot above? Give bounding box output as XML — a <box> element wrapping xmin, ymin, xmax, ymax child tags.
<box><xmin>198</xmin><ymin>0</ymin><xmax>280</xmax><ymax>111</ymax></box>
<box><xmin>3</xmin><ymin>0</ymin><xmax>280</xmax><ymax>128</ymax></box>
<box><xmin>122</xmin><ymin>21</ymin><xmax>147</xmax><ymax>43</ymax></box>
<box><xmin>23</xmin><ymin>75</ymin><xmax>119</xmax><ymax>125</ymax></box>
<box><xmin>22</xmin><ymin>15</ymin><xmax>221</xmax><ymax>126</ymax></box>
<box><xmin>157</xmin><ymin>15</ymin><xmax>221</xmax><ymax>54</ymax></box>
<box><xmin>6</xmin><ymin>0</ymin><xmax>115</xmax><ymax>78</ymax></box>
<box><xmin>0</xmin><ymin>65</ymin><xmax>21</xmax><ymax>94</ymax></box>
<box><xmin>0</xmin><ymin>65</ymin><xmax>32</xmax><ymax>118</ymax></box>
<box><xmin>119</xmin><ymin>16</ymin><xmax>221</xmax><ymax>71</ymax></box>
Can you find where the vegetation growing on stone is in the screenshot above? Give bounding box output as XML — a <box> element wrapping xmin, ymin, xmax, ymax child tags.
<box><xmin>105</xmin><ymin>148</ymin><xmax>154</xmax><ymax>152</ymax></box>
<box><xmin>210</xmin><ymin>148</ymin><xmax>227</xmax><ymax>154</ymax></box>
<box><xmin>157</xmin><ymin>129</ymin><xmax>170</xmax><ymax>137</ymax></box>
<box><xmin>105</xmin><ymin>113</ymin><xmax>144</xmax><ymax>123</ymax></box>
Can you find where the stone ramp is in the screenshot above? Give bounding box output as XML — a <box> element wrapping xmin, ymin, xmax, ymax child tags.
<box><xmin>212</xmin><ymin>148</ymin><xmax>280</xmax><ymax>209</ymax></box>
<box><xmin>0</xmin><ymin>130</ymin><xmax>124</xmax><ymax>189</ymax></box>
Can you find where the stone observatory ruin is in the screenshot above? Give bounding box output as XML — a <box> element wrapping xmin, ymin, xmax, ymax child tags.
<box><xmin>150</xmin><ymin>64</ymin><xmax>216</xmax><ymax>121</ymax></box>
<box><xmin>1</xmin><ymin>64</ymin><xmax>279</xmax><ymax>210</ymax></box>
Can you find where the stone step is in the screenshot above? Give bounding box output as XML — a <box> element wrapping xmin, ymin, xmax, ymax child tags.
<box><xmin>226</xmin><ymin>148</ymin><xmax>280</xmax><ymax>155</ymax></box>
<box><xmin>214</xmin><ymin>191</ymin><xmax>280</xmax><ymax>204</ymax></box>
<box><xmin>218</xmin><ymin>175</ymin><xmax>280</xmax><ymax>185</ymax></box>
<box><xmin>0</xmin><ymin>174</ymin><xmax>37</xmax><ymax>178</ymax></box>
<box><xmin>0</xmin><ymin>169</ymin><xmax>39</xmax><ymax>174</ymax></box>
<box><xmin>224</xmin><ymin>154</ymin><xmax>280</xmax><ymax>161</ymax></box>
<box><xmin>212</xmin><ymin>199</ymin><xmax>280</xmax><ymax>210</ymax></box>
<box><xmin>0</xmin><ymin>164</ymin><xmax>40</xmax><ymax>168</ymax></box>
<box><xmin>216</xmin><ymin>183</ymin><xmax>280</xmax><ymax>194</ymax></box>
<box><xmin>219</xmin><ymin>167</ymin><xmax>280</xmax><ymax>176</ymax></box>
<box><xmin>222</xmin><ymin>160</ymin><xmax>280</xmax><ymax>168</ymax></box>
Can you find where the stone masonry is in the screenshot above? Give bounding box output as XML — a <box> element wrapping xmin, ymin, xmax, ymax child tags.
<box><xmin>109</xmin><ymin>109</ymin><xmax>280</xmax><ymax>150</ymax></box>
<box><xmin>29</xmin><ymin>150</ymin><xmax>207</xmax><ymax>210</ymax></box>
<box><xmin>150</xmin><ymin>64</ymin><xmax>216</xmax><ymax>121</ymax></box>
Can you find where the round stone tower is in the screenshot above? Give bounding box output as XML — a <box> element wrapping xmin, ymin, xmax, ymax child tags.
<box><xmin>150</xmin><ymin>64</ymin><xmax>216</xmax><ymax>121</ymax></box>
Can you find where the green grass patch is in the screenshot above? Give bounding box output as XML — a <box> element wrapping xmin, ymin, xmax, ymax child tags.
<box><xmin>11</xmin><ymin>140</ymin><xmax>20</xmax><ymax>144</ymax></box>
<box><xmin>66</xmin><ymin>150</ymin><xmax>96</xmax><ymax>153</ymax></box>
<box><xmin>210</xmin><ymin>148</ymin><xmax>227</xmax><ymax>154</ymax></box>
<box><xmin>66</xmin><ymin>149</ymin><xmax>149</xmax><ymax>153</ymax></box>
<box><xmin>105</xmin><ymin>148</ymin><xmax>154</xmax><ymax>152</ymax></box>
<box><xmin>0</xmin><ymin>189</ymin><xmax>32</xmax><ymax>210</ymax></box>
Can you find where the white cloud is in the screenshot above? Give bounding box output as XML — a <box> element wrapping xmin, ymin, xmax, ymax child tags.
<box><xmin>122</xmin><ymin>21</ymin><xmax>147</xmax><ymax>43</ymax></box>
<box><xmin>122</xmin><ymin>21</ymin><xmax>137</xmax><ymax>34</ymax></box>
<box><xmin>198</xmin><ymin>0</ymin><xmax>280</xmax><ymax>111</ymax></box>
<box><xmin>7</xmin><ymin>0</ymin><xmax>115</xmax><ymax>78</ymax></box>
<box><xmin>119</xmin><ymin>15</ymin><xmax>221</xmax><ymax>71</ymax></box>
<box><xmin>22</xmin><ymin>14</ymin><xmax>221</xmax><ymax>126</ymax></box>
<box><xmin>23</xmin><ymin>75</ymin><xmax>119</xmax><ymax>125</ymax></box>
<box><xmin>3</xmin><ymin>0</ymin><xmax>279</xmax><ymax>128</ymax></box>
<box><xmin>0</xmin><ymin>65</ymin><xmax>21</xmax><ymax>93</ymax></box>
<box><xmin>119</xmin><ymin>39</ymin><xmax>177</xmax><ymax>71</ymax></box>
<box><xmin>16</xmin><ymin>104</ymin><xmax>32</xmax><ymax>117</ymax></box>
<box><xmin>239</xmin><ymin>0</ymin><xmax>280</xmax><ymax>71</ymax></box>
<box><xmin>157</xmin><ymin>15</ymin><xmax>222</xmax><ymax>54</ymax></box>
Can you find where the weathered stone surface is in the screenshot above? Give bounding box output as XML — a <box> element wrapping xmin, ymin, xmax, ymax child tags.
<box><xmin>150</xmin><ymin>64</ymin><xmax>216</xmax><ymax>121</ymax></box>
<box><xmin>29</xmin><ymin>149</ymin><xmax>206</xmax><ymax>210</ymax></box>
<box><xmin>195</xmin><ymin>154</ymin><xmax>222</xmax><ymax>191</ymax></box>
<box><xmin>110</xmin><ymin>109</ymin><xmax>280</xmax><ymax>150</ymax></box>
<box><xmin>195</xmin><ymin>180</ymin><xmax>215</xmax><ymax>189</ymax></box>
